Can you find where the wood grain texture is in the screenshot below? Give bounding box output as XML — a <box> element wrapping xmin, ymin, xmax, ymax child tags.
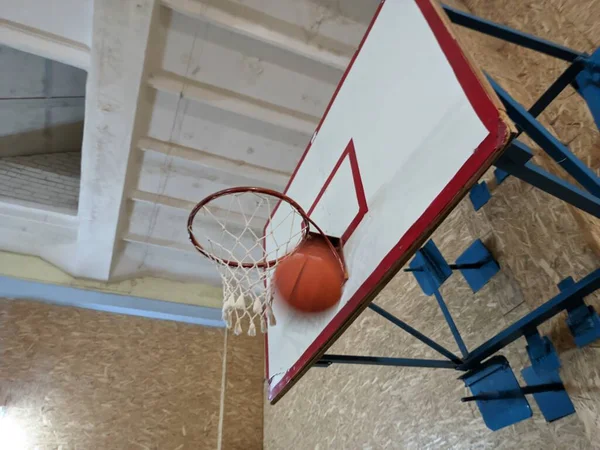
<box><xmin>265</xmin><ymin>0</ymin><xmax>600</xmax><ymax>447</ymax></box>
<box><xmin>222</xmin><ymin>332</ymin><xmax>264</xmax><ymax>450</ymax></box>
<box><xmin>0</xmin><ymin>298</ymin><xmax>264</xmax><ymax>449</ymax></box>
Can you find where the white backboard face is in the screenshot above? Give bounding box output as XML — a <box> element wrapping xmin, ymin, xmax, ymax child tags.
<box><xmin>265</xmin><ymin>0</ymin><xmax>511</xmax><ymax>403</ymax></box>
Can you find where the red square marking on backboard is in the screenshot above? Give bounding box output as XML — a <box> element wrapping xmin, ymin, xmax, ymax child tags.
<box><xmin>307</xmin><ymin>139</ymin><xmax>368</xmax><ymax>243</ymax></box>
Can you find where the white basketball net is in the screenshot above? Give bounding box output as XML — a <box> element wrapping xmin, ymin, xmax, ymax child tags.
<box><xmin>189</xmin><ymin>191</ymin><xmax>308</xmax><ymax>336</ymax></box>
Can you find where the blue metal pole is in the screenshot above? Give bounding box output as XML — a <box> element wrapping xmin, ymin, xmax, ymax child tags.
<box><xmin>404</xmin><ymin>262</ymin><xmax>489</xmax><ymax>272</ymax></box>
<box><xmin>460</xmin><ymin>383</ymin><xmax>565</xmax><ymax>402</ymax></box>
<box><xmin>368</xmin><ymin>303</ymin><xmax>463</xmax><ymax>363</ymax></box>
<box><xmin>527</xmin><ymin>60</ymin><xmax>584</xmax><ymax>120</ymax></box>
<box><xmin>489</xmin><ymin>75</ymin><xmax>600</xmax><ymax>197</ymax></box>
<box><xmin>433</xmin><ymin>288</ymin><xmax>469</xmax><ymax>358</ymax></box>
<box><xmin>442</xmin><ymin>5</ymin><xmax>585</xmax><ymax>62</ymax></box>
<box><xmin>317</xmin><ymin>354</ymin><xmax>459</xmax><ymax>369</ymax></box>
<box><xmin>461</xmin><ymin>269</ymin><xmax>600</xmax><ymax>369</ymax></box>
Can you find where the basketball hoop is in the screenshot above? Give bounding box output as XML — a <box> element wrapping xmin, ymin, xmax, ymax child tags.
<box><xmin>188</xmin><ymin>186</ymin><xmax>344</xmax><ymax>336</ymax></box>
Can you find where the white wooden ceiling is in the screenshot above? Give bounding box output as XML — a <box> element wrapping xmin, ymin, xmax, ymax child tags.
<box><xmin>0</xmin><ymin>0</ymin><xmax>379</xmax><ymax>291</ymax></box>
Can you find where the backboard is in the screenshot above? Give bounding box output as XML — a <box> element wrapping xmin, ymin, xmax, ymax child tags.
<box><xmin>264</xmin><ymin>0</ymin><xmax>513</xmax><ymax>403</ymax></box>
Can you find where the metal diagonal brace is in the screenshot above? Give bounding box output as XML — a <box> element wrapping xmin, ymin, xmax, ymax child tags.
<box><xmin>316</xmin><ymin>354</ymin><xmax>459</xmax><ymax>369</ymax></box>
<box><xmin>442</xmin><ymin>5</ymin><xmax>585</xmax><ymax>62</ymax></box>
<box><xmin>433</xmin><ymin>287</ymin><xmax>469</xmax><ymax>358</ymax></box>
<box><xmin>368</xmin><ymin>303</ymin><xmax>463</xmax><ymax>364</ymax></box>
<box><xmin>527</xmin><ymin>60</ymin><xmax>585</xmax><ymax>121</ymax></box>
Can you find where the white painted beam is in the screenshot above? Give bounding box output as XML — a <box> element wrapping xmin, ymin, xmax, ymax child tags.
<box><xmin>129</xmin><ymin>189</ymin><xmax>264</xmax><ymax>227</ymax></box>
<box><xmin>117</xmin><ymin>233</ymin><xmax>223</xmax><ymax>285</ymax></box>
<box><xmin>0</xmin><ymin>19</ymin><xmax>90</xmax><ymax>70</ymax></box>
<box><xmin>138</xmin><ymin>137</ymin><xmax>290</xmax><ymax>187</ymax></box>
<box><xmin>75</xmin><ymin>0</ymin><xmax>159</xmax><ymax>280</ymax></box>
<box><xmin>0</xmin><ymin>199</ymin><xmax>78</xmax><ymax>229</ymax></box>
<box><xmin>160</xmin><ymin>0</ymin><xmax>351</xmax><ymax>71</ymax></box>
<box><xmin>147</xmin><ymin>71</ymin><xmax>319</xmax><ymax>136</ymax></box>
<box><xmin>123</xmin><ymin>232</ymin><xmax>194</xmax><ymax>253</ymax></box>
<box><xmin>130</xmin><ymin>188</ymin><xmax>196</xmax><ymax>211</ymax></box>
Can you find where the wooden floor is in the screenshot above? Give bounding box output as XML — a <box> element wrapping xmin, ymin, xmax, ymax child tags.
<box><xmin>265</xmin><ymin>0</ymin><xmax>600</xmax><ymax>448</ymax></box>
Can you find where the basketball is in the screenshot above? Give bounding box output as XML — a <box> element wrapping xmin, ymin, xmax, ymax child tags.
<box><xmin>273</xmin><ymin>236</ymin><xmax>344</xmax><ymax>313</ymax></box>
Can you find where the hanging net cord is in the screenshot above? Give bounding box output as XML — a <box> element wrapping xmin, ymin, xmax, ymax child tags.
<box><xmin>189</xmin><ymin>191</ymin><xmax>308</xmax><ymax>336</ymax></box>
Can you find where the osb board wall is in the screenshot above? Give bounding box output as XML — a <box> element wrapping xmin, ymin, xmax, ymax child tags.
<box><xmin>222</xmin><ymin>330</ymin><xmax>264</xmax><ymax>450</ymax></box>
<box><xmin>265</xmin><ymin>1</ymin><xmax>600</xmax><ymax>448</ymax></box>
<box><xmin>0</xmin><ymin>299</ymin><xmax>264</xmax><ymax>449</ymax></box>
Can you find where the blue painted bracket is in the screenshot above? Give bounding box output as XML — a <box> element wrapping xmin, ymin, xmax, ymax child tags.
<box><xmin>494</xmin><ymin>168</ymin><xmax>510</xmax><ymax>185</ymax></box>
<box><xmin>469</xmin><ymin>181</ymin><xmax>492</xmax><ymax>210</ymax></box>
<box><xmin>468</xmin><ymin>75</ymin><xmax>600</xmax><ymax>214</ymax></box>
<box><xmin>489</xmin><ymin>76</ymin><xmax>600</xmax><ymax>198</ymax></box>
<box><xmin>456</xmin><ymin>239</ymin><xmax>499</xmax><ymax>293</ymax></box>
<box><xmin>574</xmin><ymin>48</ymin><xmax>600</xmax><ymax>129</ymax></box>
<box><xmin>407</xmin><ymin>240</ymin><xmax>453</xmax><ymax>295</ymax></box>
<box><xmin>524</xmin><ymin>330</ymin><xmax>560</xmax><ymax>373</ymax></box>
<box><xmin>407</xmin><ymin>239</ymin><xmax>500</xmax><ymax>295</ymax></box>
<box><xmin>495</xmin><ymin>141</ymin><xmax>600</xmax><ymax>219</ymax></box>
<box><xmin>521</xmin><ymin>366</ymin><xmax>575</xmax><ymax>422</ymax></box>
<box><xmin>460</xmin><ymin>356</ymin><xmax>532</xmax><ymax>431</ymax></box>
<box><xmin>558</xmin><ymin>277</ymin><xmax>600</xmax><ymax>347</ymax></box>
<box><xmin>521</xmin><ymin>329</ymin><xmax>575</xmax><ymax>422</ymax></box>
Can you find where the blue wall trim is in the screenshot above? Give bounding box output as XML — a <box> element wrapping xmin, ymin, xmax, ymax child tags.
<box><xmin>0</xmin><ymin>276</ymin><xmax>225</xmax><ymax>328</ymax></box>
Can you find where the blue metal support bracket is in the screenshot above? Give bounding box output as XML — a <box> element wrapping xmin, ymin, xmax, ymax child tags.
<box><xmin>406</xmin><ymin>240</ymin><xmax>499</xmax><ymax>294</ymax></box>
<box><xmin>496</xmin><ymin>141</ymin><xmax>600</xmax><ymax>219</ymax></box>
<box><xmin>494</xmin><ymin>167</ymin><xmax>510</xmax><ymax>185</ymax></box>
<box><xmin>558</xmin><ymin>277</ymin><xmax>600</xmax><ymax>347</ymax></box>
<box><xmin>520</xmin><ymin>329</ymin><xmax>575</xmax><ymax>422</ymax></box>
<box><xmin>469</xmin><ymin>181</ymin><xmax>492</xmax><ymax>210</ymax></box>
<box><xmin>521</xmin><ymin>366</ymin><xmax>575</xmax><ymax>422</ymax></box>
<box><xmin>455</xmin><ymin>239</ymin><xmax>500</xmax><ymax>293</ymax></box>
<box><xmin>489</xmin><ymin>76</ymin><xmax>600</xmax><ymax>198</ymax></box>
<box><xmin>460</xmin><ymin>356</ymin><xmax>532</xmax><ymax>431</ymax></box>
<box><xmin>406</xmin><ymin>240</ymin><xmax>452</xmax><ymax>295</ymax></box>
<box><xmin>574</xmin><ymin>48</ymin><xmax>600</xmax><ymax>129</ymax></box>
<box><xmin>524</xmin><ymin>330</ymin><xmax>561</xmax><ymax>373</ymax></box>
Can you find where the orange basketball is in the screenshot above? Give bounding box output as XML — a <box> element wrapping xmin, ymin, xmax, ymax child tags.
<box><xmin>274</xmin><ymin>236</ymin><xmax>344</xmax><ymax>313</ymax></box>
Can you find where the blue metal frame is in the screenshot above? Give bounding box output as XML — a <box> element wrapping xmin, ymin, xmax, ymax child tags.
<box><xmin>496</xmin><ymin>142</ymin><xmax>600</xmax><ymax>219</ymax></box>
<box><xmin>316</xmin><ymin>6</ymin><xmax>600</xmax><ymax>432</ymax></box>
<box><xmin>488</xmin><ymin>76</ymin><xmax>600</xmax><ymax>198</ymax></box>
<box><xmin>318</xmin><ymin>270</ymin><xmax>600</xmax><ymax>367</ymax></box>
<box><xmin>316</xmin><ymin>354</ymin><xmax>458</xmax><ymax>369</ymax></box>
<box><xmin>447</xmin><ymin>4</ymin><xmax>600</xmax><ymax>217</ymax></box>
<box><xmin>441</xmin><ymin>5</ymin><xmax>585</xmax><ymax>62</ymax></box>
